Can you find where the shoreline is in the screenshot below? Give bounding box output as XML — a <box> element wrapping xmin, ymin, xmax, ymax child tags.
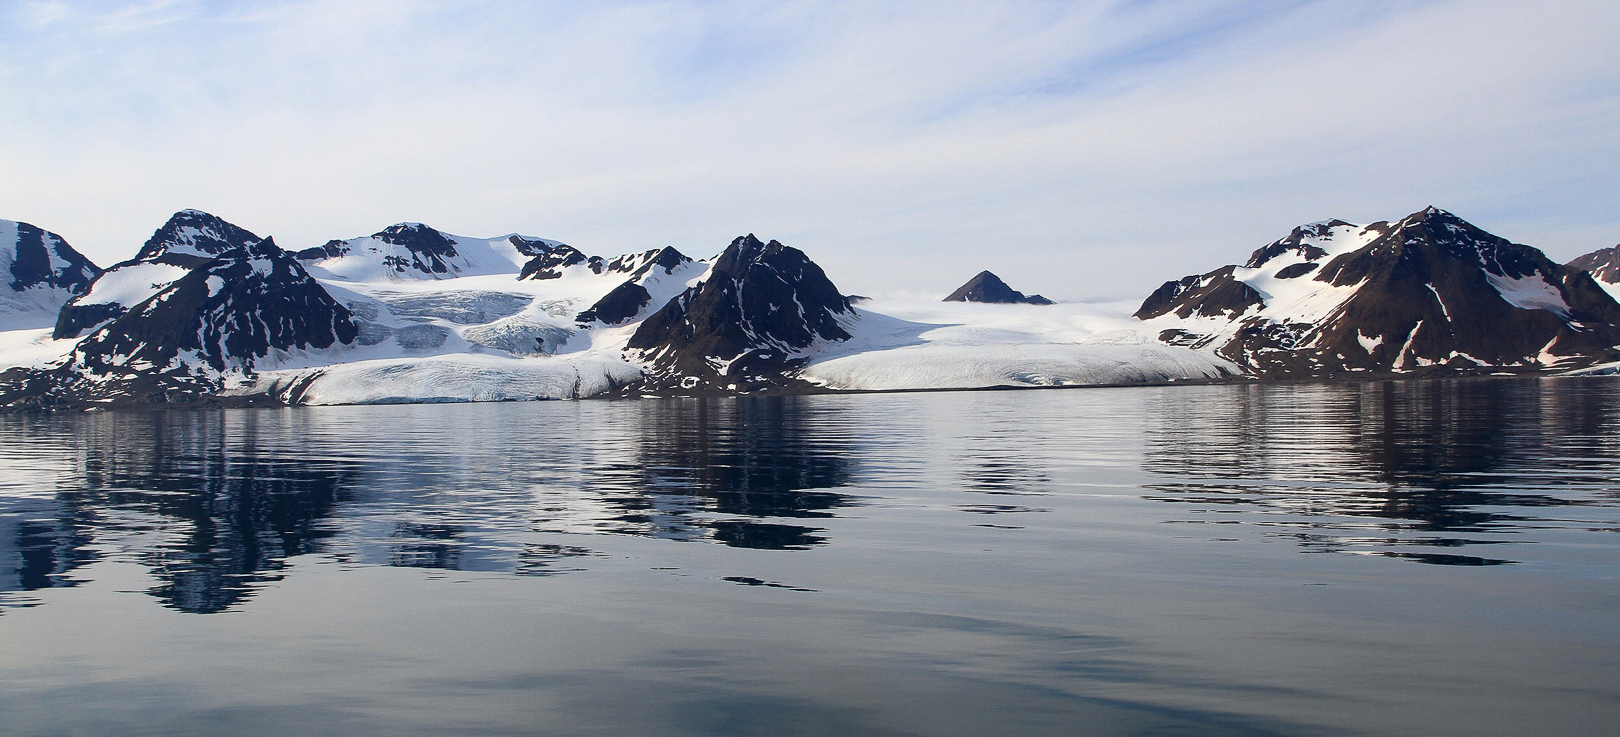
<box><xmin>5</xmin><ymin>363</ymin><xmax>1606</xmax><ymax>414</ymax></box>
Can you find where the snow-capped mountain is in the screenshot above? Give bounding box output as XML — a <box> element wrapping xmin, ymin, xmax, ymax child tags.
<box><xmin>944</xmin><ymin>271</ymin><xmax>1053</xmax><ymax>305</ymax></box>
<box><xmin>517</xmin><ymin>245</ymin><xmax>603</xmax><ymax>280</ymax></box>
<box><xmin>1137</xmin><ymin>207</ymin><xmax>1620</xmax><ymax>375</ymax></box>
<box><xmin>55</xmin><ymin>210</ymin><xmax>263</xmax><ymax>338</ymax></box>
<box><xmin>297</xmin><ymin>223</ymin><xmax>565</xmax><ymax>281</ymax></box>
<box><xmin>0</xmin><ymin>219</ymin><xmax>101</xmax><ymax>327</ymax></box>
<box><xmin>5</xmin><ymin>238</ymin><xmax>357</xmax><ymax>407</ymax></box>
<box><xmin>626</xmin><ymin>235</ymin><xmax>853</xmax><ymax>391</ymax></box>
<box><xmin>576</xmin><ymin>247</ymin><xmax>700</xmax><ymax>325</ymax></box>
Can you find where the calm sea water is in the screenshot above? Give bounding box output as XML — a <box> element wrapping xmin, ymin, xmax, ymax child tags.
<box><xmin>0</xmin><ymin>378</ymin><xmax>1617</xmax><ymax>736</ymax></box>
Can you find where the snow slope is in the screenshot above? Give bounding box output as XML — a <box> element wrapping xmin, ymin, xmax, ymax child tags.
<box><xmin>0</xmin><ymin>328</ymin><xmax>78</xmax><ymax>370</ymax></box>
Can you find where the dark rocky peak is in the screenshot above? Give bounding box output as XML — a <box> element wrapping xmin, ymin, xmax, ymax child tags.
<box><xmin>295</xmin><ymin>239</ymin><xmax>349</xmax><ymax>261</ymax></box>
<box><xmin>366</xmin><ymin>222</ymin><xmax>462</xmax><ymax>275</ymax></box>
<box><xmin>944</xmin><ymin>271</ymin><xmax>1053</xmax><ymax>305</ymax></box>
<box><xmin>626</xmin><ymin>234</ymin><xmax>852</xmax><ymax>392</ymax></box>
<box><xmin>1315</xmin><ymin>207</ymin><xmax>1554</xmax><ymax>289</ymax></box>
<box><xmin>519</xmin><ymin>245</ymin><xmax>604</xmax><ymax>280</ymax></box>
<box><xmin>373</xmin><ymin>222</ymin><xmax>456</xmax><ymax>255</ymax></box>
<box><xmin>1568</xmin><ymin>244</ymin><xmax>1620</xmax><ymax>284</ymax></box>
<box><xmin>132</xmin><ymin>210</ymin><xmax>262</xmax><ymax>267</ymax></box>
<box><xmin>507</xmin><ymin>235</ymin><xmax>556</xmax><ymax>258</ymax></box>
<box><xmin>1134</xmin><ymin>266</ymin><xmax>1262</xmax><ymax>320</ymax></box>
<box><xmin>51</xmin><ymin>236</ymin><xmax>357</xmax><ymax>400</ymax></box>
<box><xmin>4</xmin><ymin>220</ymin><xmax>101</xmax><ymax>295</ymax></box>
<box><xmin>604</xmin><ymin>246</ymin><xmax>693</xmax><ymax>277</ymax></box>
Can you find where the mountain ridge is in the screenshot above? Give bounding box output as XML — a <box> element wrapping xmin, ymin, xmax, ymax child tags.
<box><xmin>1</xmin><ymin>206</ymin><xmax>1617</xmax><ymax>410</ymax></box>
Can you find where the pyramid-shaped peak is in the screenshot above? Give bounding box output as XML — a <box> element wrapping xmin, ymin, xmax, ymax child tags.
<box><xmin>1401</xmin><ymin>205</ymin><xmax>1463</xmax><ymax>225</ymax></box>
<box><xmin>133</xmin><ymin>210</ymin><xmax>261</xmax><ymax>265</ymax></box>
<box><xmin>944</xmin><ymin>270</ymin><xmax>1053</xmax><ymax>305</ymax></box>
<box><xmin>374</xmin><ymin>222</ymin><xmax>443</xmax><ymax>238</ymax></box>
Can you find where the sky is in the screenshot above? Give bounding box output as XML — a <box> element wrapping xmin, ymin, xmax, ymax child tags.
<box><xmin>2</xmin><ymin>0</ymin><xmax>1617</xmax><ymax>301</ymax></box>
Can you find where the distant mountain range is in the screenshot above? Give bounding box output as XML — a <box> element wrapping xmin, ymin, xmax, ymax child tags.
<box><xmin>1</xmin><ymin>206</ymin><xmax>1616</xmax><ymax>409</ymax></box>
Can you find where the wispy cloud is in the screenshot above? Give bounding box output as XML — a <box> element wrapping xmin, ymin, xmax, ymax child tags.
<box><xmin>1</xmin><ymin>0</ymin><xmax>1615</xmax><ymax>299</ymax></box>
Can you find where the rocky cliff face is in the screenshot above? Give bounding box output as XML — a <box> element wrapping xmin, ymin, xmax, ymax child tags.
<box><xmin>626</xmin><ymin>235</ymin><xmax>852</xmax><ymax>392</ymax></box>
<box><xmin>1138</xmin><ymin>208</ymin><xmax>1620</xmax><ymax>376</ymax></box>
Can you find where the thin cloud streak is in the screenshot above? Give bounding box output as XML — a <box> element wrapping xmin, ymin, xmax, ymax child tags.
<box><xmin>1</xmin><ymin>0</ymin><xmax>1615</xmax><ymax>300</ymax></box>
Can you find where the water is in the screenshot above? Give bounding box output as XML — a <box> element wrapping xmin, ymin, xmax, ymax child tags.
<box><xmin>0</xmin><ymin>378</ymin><xmax>1617</xmax><ymax>736</ymax></box>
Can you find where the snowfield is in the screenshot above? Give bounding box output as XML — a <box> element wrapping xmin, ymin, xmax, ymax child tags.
<box><xmin>0</xmin><ymin>327</ymin><xmax>78</xmax><ymax>370</ymax></box>
<box><xmin>799</xmin><ymin>300</ymin><xmax>1238</xmax><ymax>391</ymax></box>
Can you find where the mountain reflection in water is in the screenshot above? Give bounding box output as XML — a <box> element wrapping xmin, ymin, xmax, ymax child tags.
<box><xmin>1143</xmin><ymin>377</ymin><xmax>1620</xmax><ymax>564</ymax></box>
<box><xmin>0</xmin><ymin>396</ymin><xmax>859</xmax><ymax>613</ymax></box>
<box><xmin>0</xmin><ymin>381</ymin><xmax>1616</xmax><ymax>736</ymax></box>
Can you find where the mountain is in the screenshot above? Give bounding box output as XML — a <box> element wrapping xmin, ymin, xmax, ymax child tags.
<box><xmin>1568</xmin><ymin>244</ymin><xmax>1620</xmax><ymax>289</ymax></box>
<box><xmin>517</xmin><ymin>245</ymin><xmax>604</xmax><ymax>280</ymax></box>
<box><xmin>0</xmin><ymin>219</ymin><xmax>101</xmax><ymax>326</ymax></box>
<box><xmin>1136</xmin><ymin>207</ymin><xmax>1620</xmax><ymax>376</ymax></box>
<box><xmin>626</xmin><ymin>235</ymin><xmax>853</xmax><ymax>392</ymax></box>
<box><xmin>132</xmin><ymin>209</ymin><xmax>264</xmax><ymax>267</ymax></box>
<box><xmin>944</xmin><ymin>271</ymin><xmax>1053</xmax><ymax>305</ymax></box>
<box><xmin>6</xmin><ymin>238</ymin><xmax>357</xmax><ymax>407</ymax></box>
<box><xmin>55</xmin><ymin>210</ymin><xmax>262</xmax><ymax>338</ymax></box>
<box><xmin>297</xmin><ymin>223</ymin><xmax>563</xmax><ymax>281</ymax></box>
<box><xmin>576</xmin><ymin>247</ymin><xmax>700</xmax><ymax>325</ymax></box>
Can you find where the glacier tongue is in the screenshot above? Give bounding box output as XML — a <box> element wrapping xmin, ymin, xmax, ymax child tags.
<box><xmin>236</xmin><ymin>354</ymin><xmax>642</xmax><ymax>404</ymax></box>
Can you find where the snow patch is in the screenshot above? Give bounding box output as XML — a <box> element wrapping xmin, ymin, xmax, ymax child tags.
<box><xmin>1486</xmin><ymin>272</ymin><xmax>1570</xmax><ymax>316</ymax></box>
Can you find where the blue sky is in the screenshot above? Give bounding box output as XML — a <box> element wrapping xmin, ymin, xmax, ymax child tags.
<box><xmin>2</xmin><ymin>0</ymin><xmax>1617</xmax><ymax>299</ymax></box>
